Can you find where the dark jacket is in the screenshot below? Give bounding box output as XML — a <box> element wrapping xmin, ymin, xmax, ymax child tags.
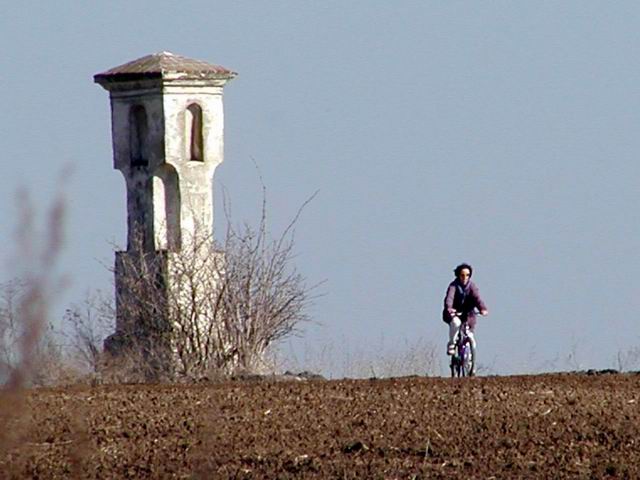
<box><xmin>442</xmin><ymin>279</ymin><xmax>487</xmax><ymax>330</ymax></box>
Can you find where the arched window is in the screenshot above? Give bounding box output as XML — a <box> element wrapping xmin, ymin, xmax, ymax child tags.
<box><xmin>129</xmin><ymin>105</ymin><xmax>149</xmax><ymax>166</ymax></box>
<box><xmin>185</xmin><ymin>103</ymin><xmax>204</xmax><ymax>161</ymax></box>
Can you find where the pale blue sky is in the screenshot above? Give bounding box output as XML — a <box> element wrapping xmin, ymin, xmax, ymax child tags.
<box><xmin>1</xmin><ymin>1</ymin><xmax>639</xmax><ymax>375</ymax></box>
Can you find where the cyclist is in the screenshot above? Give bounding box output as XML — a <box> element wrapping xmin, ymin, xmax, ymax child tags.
<box><xmin>443</xmin><ymin>263</ymin><xmax>489</xmax><ymax>355</ymax></box>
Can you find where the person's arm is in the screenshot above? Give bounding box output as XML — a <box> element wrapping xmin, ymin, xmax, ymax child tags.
<box><xmin>445</xmin><ymin>284</ymin><xmax>457</xmax><ymax>315</ymax></box>
<box><xmin>472</xmin><ymin>284</ymin><xmax>489</xmax><ymax>315</ymax></box>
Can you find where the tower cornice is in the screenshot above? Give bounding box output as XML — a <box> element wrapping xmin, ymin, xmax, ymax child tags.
<box><xmin>94</xmin><ymin>51</ymin><xmax>236</xmax><ymax>91</ymax></box>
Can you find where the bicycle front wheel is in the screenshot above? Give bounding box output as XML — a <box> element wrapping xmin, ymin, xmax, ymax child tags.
<box><xmin>461</xmin><ymin>343</ymin><xmax>475</xmax><ymax>377</ymax></box>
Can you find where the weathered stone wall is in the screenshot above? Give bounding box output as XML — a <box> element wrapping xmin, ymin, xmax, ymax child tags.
<box><xmin>162</xmin><ymin>83</ymin><xmax>225</xmax><ymax>246</ymax></box>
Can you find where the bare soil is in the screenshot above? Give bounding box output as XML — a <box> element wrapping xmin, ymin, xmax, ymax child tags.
<box><xmin>1</xmin><ymin>373</ymin><xmax>639</xmax><ymax>479</ymax></box>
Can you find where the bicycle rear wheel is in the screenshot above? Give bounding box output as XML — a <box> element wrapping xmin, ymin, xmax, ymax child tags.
<box><xmin>449</xmin><ymin>357</ymin><xmax>458</xmax><ymax>378</ymax></box>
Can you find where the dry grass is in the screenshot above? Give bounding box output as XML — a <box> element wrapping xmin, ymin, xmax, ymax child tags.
<box><xmin>279</xmin><ymin>336</ymin><xmax>441</xmax><ymax>379</ymax></box>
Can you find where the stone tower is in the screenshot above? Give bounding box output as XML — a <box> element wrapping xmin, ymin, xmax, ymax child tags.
<box><xmin>94</xmin><ymin>52</ymin><xmax>236</xmax><ymax>357</ymax></box>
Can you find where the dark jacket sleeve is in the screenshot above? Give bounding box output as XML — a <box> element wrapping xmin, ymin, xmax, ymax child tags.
<box><xmin>471</xmin><ymin>283</ymin><xmax>487</xmax><ymax>312</ymax></box>
<box><xmin>442</xmin><ymin>284</ymin><xmax>456</xmax><ymax>323</ymax></box>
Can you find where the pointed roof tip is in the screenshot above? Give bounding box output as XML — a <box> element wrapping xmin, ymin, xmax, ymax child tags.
<box><xmin>94</xmin><ymin>51</ymin><xmax>237</xmax><ymax>83</ymax></box>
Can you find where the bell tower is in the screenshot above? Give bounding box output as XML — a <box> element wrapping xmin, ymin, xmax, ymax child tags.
<box><xmin>95</xmin><ymin>51</ymin><xmax>236</xmax><ymax>252</ymax></box>
<box><xmin>94</xmin><ymin>52</ymin><xmax>236</xmax><ymax>356</ymax></box>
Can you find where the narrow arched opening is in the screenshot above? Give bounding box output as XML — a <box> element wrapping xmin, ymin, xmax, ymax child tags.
<box><xmin>153</xmin><ymin>176</ymin><xmax>168</xmax><ymax>250</ymax></box>
<box><xmin>130</xmin><ymin>105</ymin><xmax>149</xmax><ymax>167</ymax></box>
<box><xmin>185</xmin><ymin>103</ymin><xmax>204</xmax><ymax>161</ymax></box>
<box><xmin>152</xmin><ymin>165</ymin><xmax>181</xmax><ymax>251</ymax></box>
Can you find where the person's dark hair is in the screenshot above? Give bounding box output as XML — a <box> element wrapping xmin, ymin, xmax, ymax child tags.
<box><xmin>454</xmin><ymin>263</ymin><xmax>473</xmax><ymax>277</ymax></box>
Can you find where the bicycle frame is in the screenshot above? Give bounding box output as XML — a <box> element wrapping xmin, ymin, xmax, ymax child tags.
<box><xmin>450</xmin><ymin>321</ymin><xmax>475</xmax><ymax>378</ymax></box>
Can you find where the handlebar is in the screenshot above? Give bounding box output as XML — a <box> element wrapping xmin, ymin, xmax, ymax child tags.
<box><xmin>451</xmin><ymin>309</ymin><xmax>488</xmax><ymax>317</ymax></box>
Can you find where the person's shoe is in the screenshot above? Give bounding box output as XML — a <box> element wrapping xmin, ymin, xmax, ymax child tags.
<box><xmin>447</xmin><ymin>343</ymin><xmax>455</xmax><ymax>355</ymax></box>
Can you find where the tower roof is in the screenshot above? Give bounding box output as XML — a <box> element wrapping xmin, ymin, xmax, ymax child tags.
<box><xmin>94</xmin><ymin>51</ymin><xmax>237</xmax><ymax>83</ymax></box>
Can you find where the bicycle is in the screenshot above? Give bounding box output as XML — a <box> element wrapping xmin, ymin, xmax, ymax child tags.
<box><xmin>449</xmin><ymin>316</ymin><xmax>476</xmax><ymax>378</ymax></box>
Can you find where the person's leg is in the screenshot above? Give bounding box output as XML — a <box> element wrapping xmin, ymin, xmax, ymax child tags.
<box><xmin>466</xmin><ymin>329</ymin><xmax>477</xmax><ymax>349</ymax></box>
<box><xmin>447</xmin><ymin>316</ymin><xmax>461</xmax><ymax>354</ymax></box>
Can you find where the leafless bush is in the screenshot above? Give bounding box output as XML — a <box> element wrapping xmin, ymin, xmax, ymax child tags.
<box><xmin>107</xmin><ymin>189</ymin><xmax>318</xmax><ymax>381</ymax></box>
<box><xmin>99</xmin><ymin>347</ymin><xmax>159</xmax><ymax>384</ymax></box>
<box><xmin>61</xmin><ymin>291</ymin><xmax>115</xmax><ymax>377</ymax></box>
<box><xmin>0</xmin><ymin>280</ymin><xmax>76</xmax><ymax>387</ymax></box>
<box><xmin>214</xmin><ymin>188</ymin><xmax>318</xmax><ymax>374</ymax></box>
<box><xmin>108</xmin><ymin>229</ymin><xmax>217</xmax><ymax>381</ymax></box>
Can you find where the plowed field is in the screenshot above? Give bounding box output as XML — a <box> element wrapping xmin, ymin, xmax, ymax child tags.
<box><xmin>2</xmin><ymin>373</ymin><xmax>639</xmax><ymax>478</ymax></box>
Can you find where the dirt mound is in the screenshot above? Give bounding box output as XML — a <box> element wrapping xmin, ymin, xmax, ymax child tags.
<box><xmin>2</xmin><ymin>373</ymin><xmax>639</xmax><ymax>478</ymax></box>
